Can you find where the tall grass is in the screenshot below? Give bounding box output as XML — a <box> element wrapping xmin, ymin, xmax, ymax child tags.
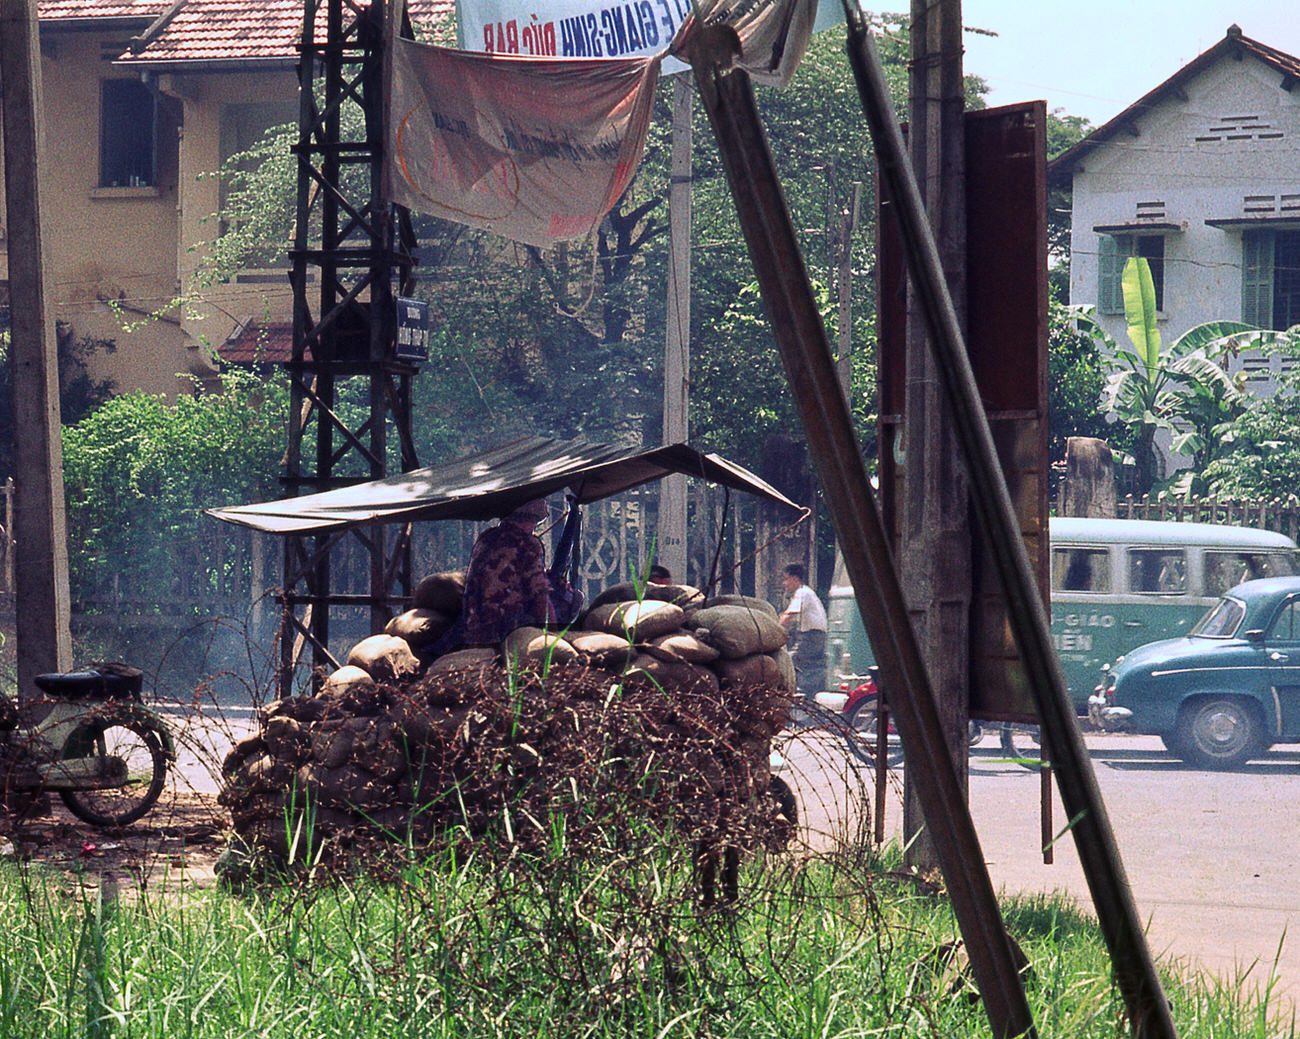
<box><xmin>0</xmin><ymin>841</ymin><xmax>1290</xmax><ymax>1039</ymax></box>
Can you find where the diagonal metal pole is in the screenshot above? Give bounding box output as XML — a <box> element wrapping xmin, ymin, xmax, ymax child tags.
<box><xmin>683</xmin><ymin>27</ymin><xmax>1036</xmax><ymax>1039</ymax></box>
<box><xmin>840</xmin><ymin>5</ymin><xmax>1177</xmax><ymax>1036</ymax></box>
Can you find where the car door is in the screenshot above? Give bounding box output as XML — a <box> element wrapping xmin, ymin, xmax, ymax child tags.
<box><xmin>1262</xmin><ymin>596</ymin><xmax>1300</xmax><ymax>738</ymax></box>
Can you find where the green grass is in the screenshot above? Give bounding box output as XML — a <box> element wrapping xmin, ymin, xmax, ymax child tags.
<box><xmin>0</xmin><ymin>841</ymin><xmax>1289</xmax><ymax>1039</ymax></box>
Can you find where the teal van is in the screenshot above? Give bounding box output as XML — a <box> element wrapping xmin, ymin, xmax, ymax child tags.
<box><xmin>826</xmin><ymin>518</ymin><xmax>1300</xmax><ymax>713</ymax></box>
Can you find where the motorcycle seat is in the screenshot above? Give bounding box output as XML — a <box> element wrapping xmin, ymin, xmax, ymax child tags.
<box><xmin>34</xmin><ymin>668</ymin><xmax>142</xmax><ymax>700</ymax></box>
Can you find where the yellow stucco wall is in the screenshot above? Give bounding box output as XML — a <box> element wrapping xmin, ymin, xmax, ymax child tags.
<box><xmin>0</xmin><ymin>24</ymin><xmax>299</xmax><ymax>400</ymax></box>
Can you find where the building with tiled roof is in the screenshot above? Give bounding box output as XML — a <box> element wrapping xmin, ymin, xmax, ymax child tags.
<box><xmin>2</xmin><ymin>1</ymin><xmax>451</xmax><ymax>395</ymax></box>
<box><xmin>119</xmin><ymin>0</ymin><xmax>454</xmax><ymax>69</ymax></box>
<box><xmin>1050</xmin><ymin>25</ymin><xmax>1300</xmax><ymax>391</ymax></box>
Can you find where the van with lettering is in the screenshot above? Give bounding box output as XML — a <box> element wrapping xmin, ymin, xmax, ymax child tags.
<box><xmin>826</xmin><ymin>517</ymin><xmax>1299</xmax><ymax>713</ymax></box>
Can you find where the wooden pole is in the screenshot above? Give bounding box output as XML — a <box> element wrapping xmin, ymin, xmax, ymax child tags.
<box><xmin>0</xmin><ymin>0</ymin><xmax>73</xmax><ymax>700</ymax></box>
<box><xmin>685</xmin><ymin>28</ymin><xmax>1037</xmax><ymax>1036</ymax></box>
<box><xmin>841</xmin><ymin>8</ymin><xmax>1178</xmax><ymax>1034</ymax></box>
<box><xmin>661</xmin><ymin>74</ymin><xmax>692</xmax><ymax>584</ymax></box>
<box><xmin>900</xmin><ymin>0</ymin><xmax>971</xmax><ymax>870</ymax></box>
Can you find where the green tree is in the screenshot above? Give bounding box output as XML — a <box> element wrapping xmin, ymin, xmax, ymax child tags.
<box><xmin>61</xmin><ymin>369</ymin><xmax>288</xmax><ymax>610</ymax></box>
<box><xmin>1045</xmin><ymin>108</ymin><xmax>1092</xmax><ymax>297</ymax></box>
<box><xmin>1047</xmin><ymin>294</ymin><xmax>1128</xmax><ymax>465</ymax></box>
<box><xmin>1200</xmin><ymin>333</ymin><xmax>1300</xmax><ymax>499</ymax></box>
<box><xmin>1096</xmin><ymin>257</ymin><xmax>1261</xmax><ymax>495</ymax></box>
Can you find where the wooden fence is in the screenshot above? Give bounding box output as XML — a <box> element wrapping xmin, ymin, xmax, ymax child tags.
<box><xmin>0</xmin><ymin>479</ymin><xmax>771</xmax><ymax>626</ymax></box>
<box><xmin>1114</xmin><ymin>493</ymin><xmax>1300</xmax><ymax>543</ymax></box>
<box><xmin>3</xmin><ymin>476</ymin><xmax>1299</xmax><ymax>625</ymax></box>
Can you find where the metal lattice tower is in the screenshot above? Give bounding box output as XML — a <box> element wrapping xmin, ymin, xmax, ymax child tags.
<box><xmin>280</xmin><ymin>0</ymin><xmax>420</xmax><ymax>695</ymax></box>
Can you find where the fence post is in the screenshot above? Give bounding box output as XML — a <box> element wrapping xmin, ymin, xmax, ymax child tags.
<box><xmin>3</xmin><ymin>478</ymin><xmax>11</xmax><ymax>593</ymax></box>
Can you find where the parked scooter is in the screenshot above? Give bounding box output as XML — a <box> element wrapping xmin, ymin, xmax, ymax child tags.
<box><xmin>839</xmin><ymin>668</ymin><xmax>992</xmax><ymax>767</ymax></box>
<box><xmin>0</xmin><ymin>663</ymin><xmax>175</xmax><ymax>826</ymax></box>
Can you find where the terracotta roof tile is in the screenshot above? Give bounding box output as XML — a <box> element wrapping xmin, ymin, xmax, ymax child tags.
<box><xmin>38</xmin><ymin>0</ymin><xmax>167</xmax><ymax>21</ymax></box>
<box><xmin>117</xmin><ymin>0</ymin><xmax>455</xmax><ymax>67</ymax></box>
<box><xmin>218</xmin><ymin>321</ymin><xmax>297</xmax><ymax>365</ymax></box>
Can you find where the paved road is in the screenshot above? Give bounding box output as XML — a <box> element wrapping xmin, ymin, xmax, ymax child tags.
<box><xmin>167</xmin><ymin>706</ymin><xmax>1300</xmax><ymax>1003</ymax></box>
<box><xmin>775</xmin><ymin>727</ymin><xmax>1300</xmax><ymax>1003</ymax></box>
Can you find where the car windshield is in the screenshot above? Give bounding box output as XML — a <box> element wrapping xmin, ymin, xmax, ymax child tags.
<box><xmin>1189</xmin><ymin>596</ymin><xmax>1246</xmax><ymax>638</ymax></box>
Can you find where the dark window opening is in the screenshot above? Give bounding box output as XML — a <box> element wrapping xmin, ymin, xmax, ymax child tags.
<box><xmin>1275</xmin><ymin>231</ymin><xmax>1300</xmax><ymax>331</ymax></box>
<box><xmin>100</xmin><ymin>79</ymin><xmax>156</xmax><ymax>188</ymax></box>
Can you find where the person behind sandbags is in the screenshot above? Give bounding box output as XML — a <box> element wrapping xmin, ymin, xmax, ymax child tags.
<box><xmin>432</xmin><ymin>496</ymin><xmax>583</xmax><ymax>652</ymax></box>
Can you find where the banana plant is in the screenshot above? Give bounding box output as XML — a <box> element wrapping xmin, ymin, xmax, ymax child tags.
<box><xmin>1100</xmin><ymin>257</ymin><xmax>1269</xmax><ymax>494</ymax></box>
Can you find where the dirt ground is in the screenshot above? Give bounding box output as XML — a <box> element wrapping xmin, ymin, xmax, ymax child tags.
<box><xmin>3</xmin><ymin>790</ymin><xmax>229</xmax><ymax>891</ymax></box>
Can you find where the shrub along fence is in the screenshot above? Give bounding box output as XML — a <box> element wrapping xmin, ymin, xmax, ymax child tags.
<box><xmin>0</xmin><ymin>480</ymin><xmax>776</xmax><ymax>629</ymax></box>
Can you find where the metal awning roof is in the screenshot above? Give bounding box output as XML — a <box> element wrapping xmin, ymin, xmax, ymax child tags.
<box><xmin>206</xmin><ymin>435</ymin><xmax>801</xmax><ymax>534</ymax></box>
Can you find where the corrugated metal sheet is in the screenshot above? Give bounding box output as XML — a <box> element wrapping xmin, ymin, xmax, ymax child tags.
<box><xmin>208</xmin><ymin>436</ymin><xmax>801</xmax><ymax>533</ymax></box>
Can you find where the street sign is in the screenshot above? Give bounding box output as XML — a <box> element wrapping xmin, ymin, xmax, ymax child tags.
<box><xmin>395</xmin><ymin>296</ymin><xmax>428</xmax><ymax>362</ymax></box>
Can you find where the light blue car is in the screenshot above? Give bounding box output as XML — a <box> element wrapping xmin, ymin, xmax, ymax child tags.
<box><xmin>1093</xmin><ymin>576</ymin><xmax>1300</xmax><ymax>768</ymax></box>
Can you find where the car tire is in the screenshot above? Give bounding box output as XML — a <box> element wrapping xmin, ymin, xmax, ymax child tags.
<box><xmin>1174</xmin><ymin>698</ymin><xmax>1266</xmax><ymax>770</ymax></box>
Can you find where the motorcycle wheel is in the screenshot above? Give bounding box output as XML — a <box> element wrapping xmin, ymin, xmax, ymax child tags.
<box><xmin>59</xmin><ymin>720</ymin><xmax>168</xmax><ymax>827</ymax></box>
<box><xmin>999</xmin><ymin>723</ymin><xmax>1044</xmax><ymax>769</ymax></box>
<box><xmin>842</xmin><ymin>696</ymin><xmax>906</xmax><ymax>768</ymax></box>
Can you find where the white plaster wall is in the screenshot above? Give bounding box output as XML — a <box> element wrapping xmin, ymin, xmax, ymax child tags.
<box><xmin>1068</xmin><ymin>53</ymin><xmax>1300</xmax><ymax>355</ymax></box>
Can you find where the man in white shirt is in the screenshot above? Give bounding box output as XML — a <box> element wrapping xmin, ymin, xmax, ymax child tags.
<box><xmin>778</xmin><ymin>563</ymin><xmax>827</xmax><ymax>697</ymax></box>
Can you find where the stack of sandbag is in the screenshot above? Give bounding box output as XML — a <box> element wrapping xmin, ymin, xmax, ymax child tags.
<box><xmin>335</xmin><ymin>578</ymin><xmax>797</xmax><ymax>705</ymax></box>
<box><xmin>684</xmin><ymin>595</ymin><xmax>795</xmax><ymax>692</ymax></box>
<box><xmin>219</xmin><ymin>659</ymin><xmax>793</xmax><ymax>864</ymax></box>
<box><xmin>376</xmin><ymin>570</ymin><xmax>465</xmax><ymax>660</ymax></box>
<box><xmin>220</xmin><ymin>578</ymin><xmax>799</xmax><ymax>863</ymax></box>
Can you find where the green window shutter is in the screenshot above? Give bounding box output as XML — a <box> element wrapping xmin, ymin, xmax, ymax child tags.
<box><xmin>1242</xmin><ymin>231</ymin><xmax>1275</xmax><ymax>327</ymax></box>
<box><xmin>1098</xmin><ymin>234</ymin><xmax>1123</xmax><ymax>314</ymax></box>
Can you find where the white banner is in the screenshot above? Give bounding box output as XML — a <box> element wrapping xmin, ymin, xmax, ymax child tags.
<box><xmin>455</xmin><ymin>0</ymin><xmax>819</xmax><ymax>82</ymax></box>
<box><xmin>457</xmin><ymin>0</ymin><xmax>693</xmax><ymax>63</ymax></box>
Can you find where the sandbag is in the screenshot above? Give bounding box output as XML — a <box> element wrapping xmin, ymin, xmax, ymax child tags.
<box><xmin>587</xmin><ymin>582</ymin><xmax>705</xmax><ymax>611</ymax></box>
<box><xmin>320</xmin><ymin>666</ymin><xmax>376</xmax><ymax>697</ymax></box>
<box><xmin>385</xmin><ymin>608</ymin><xmax>453</xmax><ymax>652</ymax></box>
<box><xmin>715</xmin><ymin>653</ymin><xmax>783</xmax><ymax>689</ymax></box>
<box><xmin>640</xmin><ymin>631</ymin><xmax>720</xmax><ymax>665</ymax></box>
<box><xmin>425</xmin><ymin>647</ymin><xmax>498</xmax><ymax>674</ymax></box>
<box><xmin>346</xmin><ymin>634</ymin><xmax>422</xmax><ymax>683</ymax></box>
<box><xmin>585</xmin><ymin>600</ymin><xmax>685</xmax><ymax>641</ymax></box>
<box><xmin>502</xmin><ymin>626</ymin><xmax>579</xmax><ymax>669</ymax></box>
<box><xmin>413</xmin><ymin>571</ymin><xmax>466</xmax><ymax>614</ymax></box>
<box><xmin>769</xmin><ymin>647</ymin><xmax>797</xmax><ymax>694</ymax></box>
<box><xmin>626</xmin><ymin>653</ymin><xmax>720</xmax><ymax>693</ymax></box>
<box><xmin>703</xmin><ymin>594</ymin><xmax>779</xmax><ymax>619</ymax></box>
<box><xmin>568</xmin><ymin>631</ymin><xmax>637</xmax><ymax>671</ymax></box>
<box><xmin>690</xmin><ymin>604</ymin><xmax>787</xmax><ymax>659</ymax></box>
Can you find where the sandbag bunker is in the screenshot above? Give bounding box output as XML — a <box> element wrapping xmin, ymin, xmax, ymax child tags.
<box><xmin>220</xmin><ymin>576</ymin><xmax>799</xmax><ymax>865</ymax></box>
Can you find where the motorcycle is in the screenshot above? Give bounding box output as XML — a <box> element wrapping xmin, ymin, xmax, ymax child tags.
<box><xmin>0</xmin><ymin>663</ymin><xmax>175</xmax><ymax>827</ymax></box>
<box><xmin>840</xmin><ymin>669</ymin><xmax>1031</xmax><ymax>768</ymax></box>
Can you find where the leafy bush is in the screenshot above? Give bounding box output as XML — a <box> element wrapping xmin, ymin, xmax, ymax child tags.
<box><xmin>61</xmin><ymin>369</ymin><xmax>288</xmax><ymax>612</ymax></box>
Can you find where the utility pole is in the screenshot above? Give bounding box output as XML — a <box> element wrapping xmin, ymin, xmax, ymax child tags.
<box><xmin>835</xmin><ymin>181</ymin><xmax>861</xmax><ymax>398</ymax></box>
<box><xmin>660</xmin><ymin>74</ymin><xmax>692</xmax><ymax>584</ymax></box>
<box><xmin>0</xmin><ymin>0</ymin><xmax>74</xmax><ymax>700</ymax></box>
<box><xmin>901</xmin><ymin>0</ymin><xmax>970</xmax><ymax>869</ymax></box>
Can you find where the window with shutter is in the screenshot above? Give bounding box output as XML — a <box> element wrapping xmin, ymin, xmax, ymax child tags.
<box><xmin>1098</xmin><ymin>234</ymin><xmax>1123</xmax><ymax>313</ymax></box>
<box><xmin>1242</xmin><ymin>231</ymin><xmax>1275</xmax><ymax>327</ymax></box>
<box><xmin>1099</xmin><ymin>234</ymin><xmax>1165</xmax><ymax>314</ymax></box>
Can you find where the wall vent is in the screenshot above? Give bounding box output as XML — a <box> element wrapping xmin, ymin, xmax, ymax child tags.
<box><xmin>1196</xmin><ymin>113</ymin><xmax>1282</xmax><ymax>144</ymax></box>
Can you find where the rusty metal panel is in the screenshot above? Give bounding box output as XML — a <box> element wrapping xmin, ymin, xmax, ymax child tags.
<box><xmin>877</xmin><ymin>101</ymin><xmax>1048</xmax><ymax>722</ymax></box>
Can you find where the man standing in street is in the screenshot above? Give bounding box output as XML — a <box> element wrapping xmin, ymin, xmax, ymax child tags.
<box><xmin>778</xmin><ymin>563</ymin><xmax>827</xmax><ymax>698</ymax></box>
